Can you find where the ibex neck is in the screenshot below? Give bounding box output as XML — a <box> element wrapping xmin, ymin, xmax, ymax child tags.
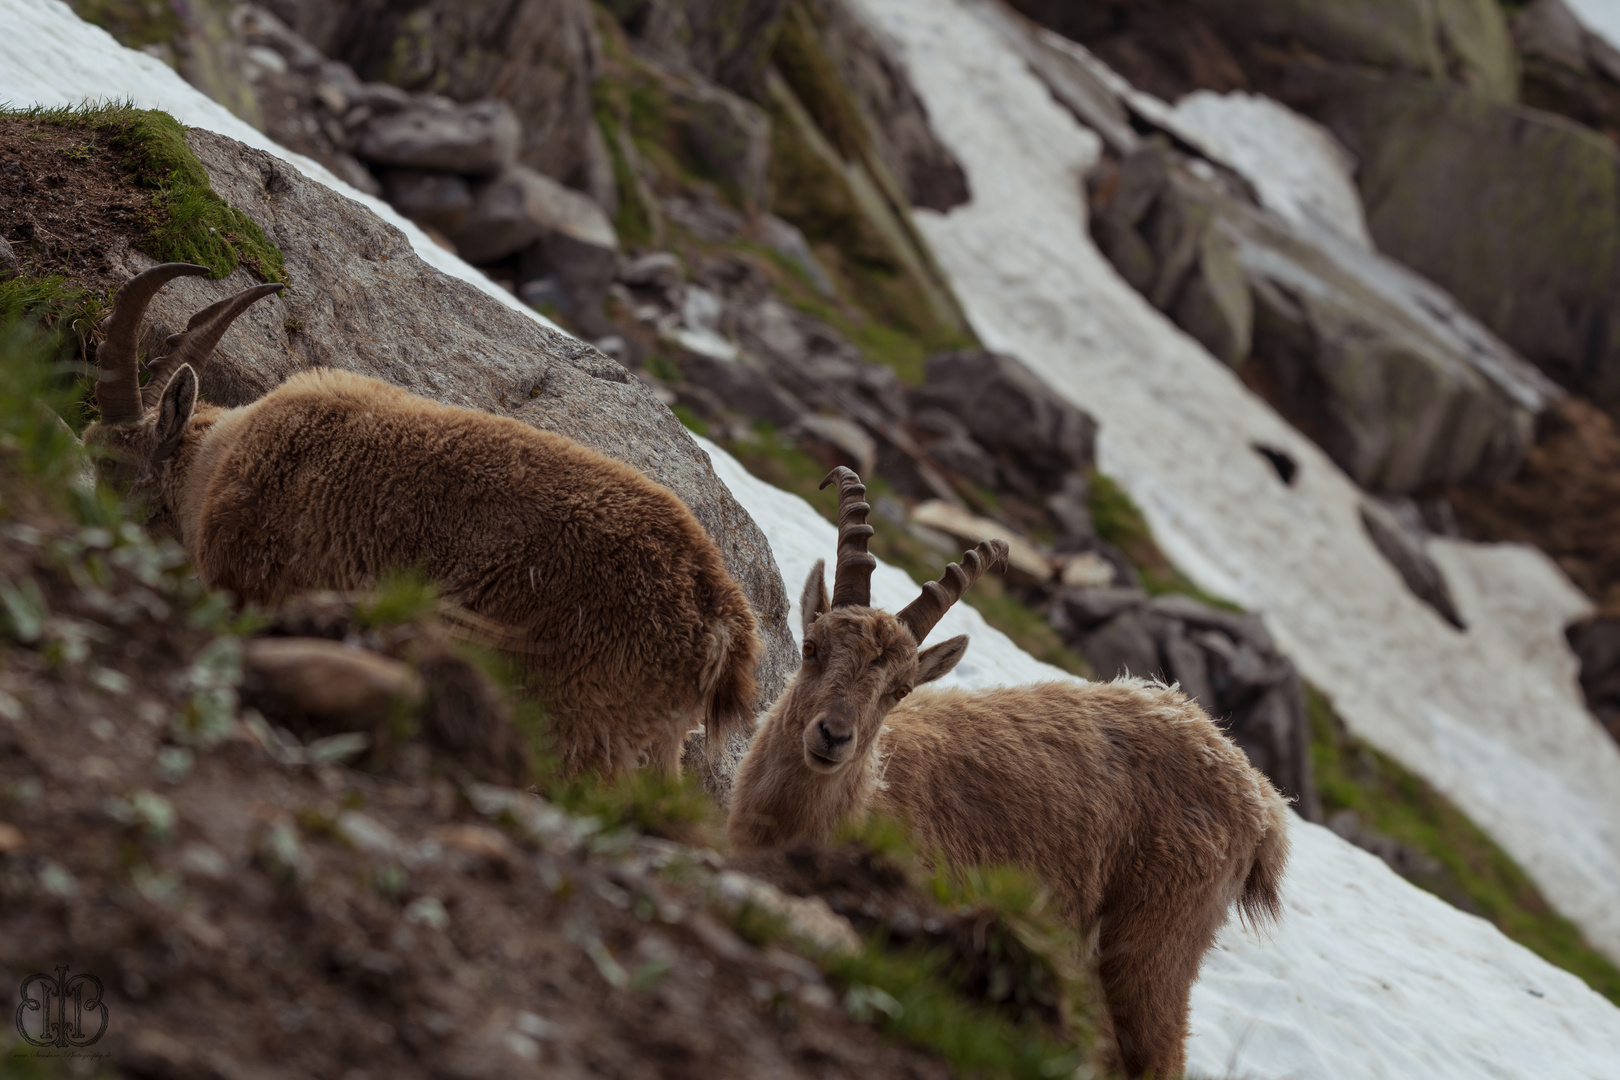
<box><xmin>727</xmin><ymin>694</ymin><xmax>883</xmax><ymax>850</ymax></box>
<box><xmin>161</xmin><ymin>402</ymin><xmax>232</xmax><ymax>555</ymax></box>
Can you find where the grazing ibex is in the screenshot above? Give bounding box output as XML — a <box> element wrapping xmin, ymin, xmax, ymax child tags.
<box><xmin>84</xmin><ymin>263</ymin><xmax>760</xmax><ymax>777</ymax></box>
<box><xmin>729</xmin><ymin>467</ymin><xmax>1290</xmax><ymax>1079</ymax></box>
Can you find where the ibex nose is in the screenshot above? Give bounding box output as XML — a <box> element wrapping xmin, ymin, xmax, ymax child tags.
<box><xmin>818</xmin><ymin>720</ymin><xmax>852</xmax><ymax>751</ymax></box>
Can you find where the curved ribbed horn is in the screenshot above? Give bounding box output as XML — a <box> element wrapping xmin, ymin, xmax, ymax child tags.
<box><xmin>141</xmin><ymin>282</ymin><xmax>286</xmax><ymax>409</ymax></box>
<box><xmin>820</xmin><ymin>466</ymin><xmax>877</xmax><ymax>608</ymax></box>
<box><xmin>94</xmin><ymin>263</ymin><xmax>211</xmax><ymax>424</ymax></box>
<box><xmin>896</xmin><ymin>539</ymin><xmax>1009</xmax><ymax>645</ymax></box>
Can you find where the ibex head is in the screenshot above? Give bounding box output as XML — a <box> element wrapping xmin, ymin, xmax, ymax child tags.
<box><xmin>789</xmin><ymin>467</ymin><xmax>1008</xmax><ymax>774</ymax></box>
<box><xmin>82</xmin><ymin>263</ymin><xmax>282</xmax><ymax>510</ymax></box>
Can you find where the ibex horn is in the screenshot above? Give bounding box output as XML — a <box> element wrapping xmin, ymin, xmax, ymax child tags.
<box><xmin>896</xmin><ymin>539</ymin><xmax>1010</xmax><ymax>645</ymax></box>
<box><xmin>94</xmin><ymin>263</ymin><xmax>211</xmax><ymax>424</ymax></box>
<box><xmin>820</xmin><ymin>466</ymin><xmax>877</xmax><ymax>609</ymax></box>
<box><xmin>141</xmin><ymin>282</ymin><xmax>286</xmax><ymax>410</ymax></box>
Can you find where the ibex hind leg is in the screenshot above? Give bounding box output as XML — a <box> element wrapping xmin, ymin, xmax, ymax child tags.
<box><xmin>1100</xmin><ymin>901</ymin><xmax>1227</xmax><ymax>1079</ymax></box>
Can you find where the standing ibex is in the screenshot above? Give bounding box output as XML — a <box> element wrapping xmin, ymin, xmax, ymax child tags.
<box><xmin>728</xmin><ymin>467</ymin><xmax>1290</xmax><ymax>1079</ymax></box>
<box><xmin>84</xmin><ymin>263</ymin><xmax>760</xmax><ymax>777</ymax></box>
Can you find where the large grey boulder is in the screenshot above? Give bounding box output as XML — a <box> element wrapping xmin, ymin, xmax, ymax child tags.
<box><xmin>911</xmin><ymin>350</ymin><xmax>1098</xmax><ymax>496</ymax></box>
<box><xmin>125</xmin><ymin>127</ymin><xmax>796</xmax><ymax>711</ymax></box>
<box><xmin>352</xmin><ymin>98</ymin><xmax>521</xmax><ymax>176</ymax></box>
<box><xmin>280</xmin><ymin>0</ymin><xmax>606</xmax><ymax>192</ymax></box>
<box><xmin>1050</xmin><ymin>586</ymin><xmax>1319</xmax><ymax>818</ymax></box>
<box><xmin>452</xmin><ymin>165</ymin><xmax>618</xmax><ymax>265</ymax></box>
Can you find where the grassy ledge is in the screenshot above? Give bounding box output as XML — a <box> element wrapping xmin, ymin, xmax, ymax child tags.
<box><xmin>4</xmin><ymin>103</ymin><xmax>285</xmax><ymax>283</ymax></box>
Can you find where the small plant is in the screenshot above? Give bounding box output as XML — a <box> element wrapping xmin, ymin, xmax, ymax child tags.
<box><xmin>283</xmin><ymin>316</ymin><xmax>304</xmax><ymax>335</ymax></box>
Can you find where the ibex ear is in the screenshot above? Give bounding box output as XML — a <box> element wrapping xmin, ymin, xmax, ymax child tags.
<box><xmin>152</xmin><ymin>364</ymin><xmax>197</xmax><ymax>466</ymax></box>
<box><xmin>915</xmin><ymin>635</ymin><xmax>969</xmax><ymax>685</ymax></box>
<box><xmin>801</xmin><ymin>559</ymin><xmax>830</xmax><ymax>636</ymax></box>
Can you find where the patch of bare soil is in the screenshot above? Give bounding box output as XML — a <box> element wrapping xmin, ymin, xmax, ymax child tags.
<box><xmin>0</xmin><ymin>509</ymin><xmax>952</xmax><ymax>1079</ymax></box>
<box><xmin>0</xmin><ymin>115</ymin><xmax>150</xmax><ymax>292</ymax></box>
<box><xmin>1446</xmin><ymin>397</ymin><xmax>1620</xmax><ymax>610</ymax></box>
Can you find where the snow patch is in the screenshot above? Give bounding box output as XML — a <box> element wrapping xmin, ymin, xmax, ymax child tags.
<box><xmin>1166</xmin><ymin>90</ymin><xmax>1373</xmax><ymax>249</ymax></box>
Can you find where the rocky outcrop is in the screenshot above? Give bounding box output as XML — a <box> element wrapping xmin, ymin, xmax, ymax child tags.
<box><xmin>131</xmin><ymin>126</ymin><xmax>796</xmax><ymax>709</ymax></box>
<box><xmin>1301</xmin><ymin>70</ymin><xmax>1620</xmax><ymax>416</ymax></box>
<box><xmin>785</xmin><ymin>0</ymin><xmax>969</xmax><ymax>213</ymax></box>
<box><xmin>1515</xmin><ymin>0</ymin><xmax>1620</xmax><ymax>138</ymax></box>
<box><xmin>1087</xmin><ymin>132</ymin><xmax>1558</xmax><ymax>494</ymax></box>
<box><xmin>274</xmin><ymin>0</ymin><xmax>608</xmax><ymax>194</ymax></box>
<box><xmin>1567</xmin><ymin>615</ymin><xmax>1620</xmax><ymax>740</ymax></box>
<box><xmin>1188</xmin><ymin>0</ymin><xmax>1520</xmax><ymax>101</ymax></box>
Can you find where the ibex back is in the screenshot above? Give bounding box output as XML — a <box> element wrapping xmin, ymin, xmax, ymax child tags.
<box><xmin>83</xmin><ymin>264</ymin><xmax>760</xmax><ymax>777</ymax></box>
<box><xmin>728</xmin><ymin>467</ymin><xmax>1289</xmax><ymax>1079</ymax></box>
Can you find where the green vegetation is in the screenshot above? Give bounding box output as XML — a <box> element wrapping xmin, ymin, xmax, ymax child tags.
<box><xmin>1309</xmin><ymin>685</ymin><xmax>1620</xmax><ymax>1004</ymax></box>
<box><xmin>550</xmin><ymin>768</ymin><xmax>723</xmax><ymax>847</ymax></box>
<box><xmin>5</xmin><ymin>103</ymin><xmax>285</xmax><ymax>283</ymax></box>
<box><xmin>825</xmin><ymin>815</ymin><xmax>1097</xmax><ymax>1078</ymax></box>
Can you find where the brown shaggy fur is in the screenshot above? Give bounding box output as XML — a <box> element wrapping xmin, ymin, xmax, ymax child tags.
<box><xmin>88</xmin><ymin>366</ymin><xmax>760</xmax><ymax>777</ymax></box>
<box><xmin>729</xmin><ymin>574</ymin><xmax>1290</xmax><ymax>1079</ymax></box>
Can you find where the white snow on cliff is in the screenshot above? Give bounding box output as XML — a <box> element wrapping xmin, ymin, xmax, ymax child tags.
<box><xmin>8</xmin><ymin>0</ymin><xmax>1620</xmax><ymax>1075</ymax></box>
<box><xmin>849</xmin><ymin>0</ymin><xmax>1620</xmax><ymax>963</ymax></box>
<box><xmin>1164</xmin><ymin>90</ymin><xmax>1374</xmax><ymax>249</ymax></box>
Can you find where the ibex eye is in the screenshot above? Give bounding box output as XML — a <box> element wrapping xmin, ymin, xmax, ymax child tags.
<box><xmin>802</xmin><ymin>641</ymin><xmax>816</xmax><ymax>658</ymax></box>
<box><xmin>894</xmin><ymin>685</ymin><xmax>911</xmax><ymax>700</ymax></box>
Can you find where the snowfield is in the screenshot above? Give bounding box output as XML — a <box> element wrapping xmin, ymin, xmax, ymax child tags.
<box><xmin>7</xmin><ymin>0</ymin><xmax>1620</xmax><ymax>1075</ymax></box>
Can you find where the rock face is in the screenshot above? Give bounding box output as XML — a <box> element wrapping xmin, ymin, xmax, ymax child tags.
<box><xmin>1087</xmin><ymin>135</ymin><xmax>1559</xmax><ymax>494</ymax></box>
<box><xmin>1188</xmin><ymin>0</ymin><xmax>1520</xmax><ymax>101</ymax></box>
<box><xmin>1567</xmin><ymin>615</ymin><xmax>1620</xmax><ymax>740</ymax></box>
<box><xmin>351</xmin><ymin>98</ymin><xmax>521</xmax><ymax>175</ymax></box>
<box><xmin>791</xmin><ymin>0</ymin><xmax>970</xmax><ymax>213</ymax></box>
<box><xmin>911</xmin><ymin>350</ymin><xmax>1098</xmax><ymax>497</ymax></box>
<box><xmin>1515</xmin><ymin>0</ymin><xmax>1620</xmax><ymax>138</ymax></box>
<box><xmin>139</xmin><ymin>127</ymin><xmax>796</xmax><ymax>709</ymax></box>
<box><xmin>277</xmin><ymin>0</ymin><xmax>606</xmax><ymax>192</ymax></box>
<box><xmin>1304</xmin><ymin>71</ymin><xmax>1620</xmax><ymax>416</ymax></box>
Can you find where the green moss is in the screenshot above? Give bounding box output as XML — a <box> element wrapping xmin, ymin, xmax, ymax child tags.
<box><xmin>1309</xmin><ymin>685</ymin><xmax>1620</xmax><ymax>1003</ymax></box>
<box><xmin>7</xmin><ymin>104</ymin><xmax>285</xmax><ymax>283</ymax></box>
<box><xmin>822</xmin><ymin>944</ymin><xmax>1087</xmax><ymax>1080</ymax></box>
<box><xmin>355</xmin><ymin>568</ymin><xmax>439</xmax><ymax>629</ymax></box>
